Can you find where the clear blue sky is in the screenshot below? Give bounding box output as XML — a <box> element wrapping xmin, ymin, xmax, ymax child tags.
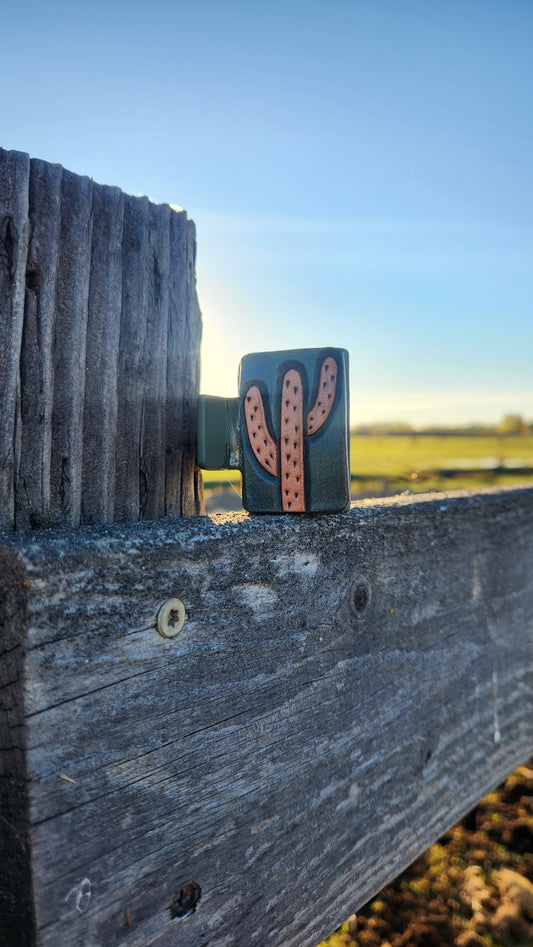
<box><xmin>2</xmin><ymin>0</ymin><xmax>532</xmax><ymax>425</ymax></box>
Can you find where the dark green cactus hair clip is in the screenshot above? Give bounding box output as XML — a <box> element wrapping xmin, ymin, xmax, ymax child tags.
<box><xmin>198</xmin><ymin>348</ymin><xmax>350</xmax><ymax>513</ymax></box>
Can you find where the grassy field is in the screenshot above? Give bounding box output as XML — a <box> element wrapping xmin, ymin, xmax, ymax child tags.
<box><xmin>350</xmin><ymin>434</ymin><xmax>533</xmax><ymax>477</ymax></box>
<box><xmin>202</xmin><ymin>434</ymin><xmax>533</xmax><ymax>500</ymax></box>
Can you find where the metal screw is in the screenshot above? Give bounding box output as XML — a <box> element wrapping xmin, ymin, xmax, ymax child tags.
<box><xmin>157</xmin><ymin>598</ymin><xmax>186</xmax><ymax>639</ymax></box>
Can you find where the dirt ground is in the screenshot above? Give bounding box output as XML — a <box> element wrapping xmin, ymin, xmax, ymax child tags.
<box><xmin>321</xmin><ymin>761</ymin><xmax>533</xmax><ymax>947</ymax></box>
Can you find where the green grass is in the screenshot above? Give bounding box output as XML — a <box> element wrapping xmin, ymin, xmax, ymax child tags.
<box><xmin>202</xmin><ymin>467</ymin><xmax>241</xmax><ymax>486</ymax></box>
<box><xmin>201</xmin><ymin>434</ymin><xmax>533</xmax><ymax>496</ymax></box>
<box><xmin>350</xmin><ymin>434</ymin><xmax>533</xmax><ymax>478</ymax></box>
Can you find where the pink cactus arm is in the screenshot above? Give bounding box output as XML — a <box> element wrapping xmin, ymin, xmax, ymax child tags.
<box><xmin>244</xmin><ymin>386</ymin><xmax>279</xmax><ymax>475</ymax></box>
<box><xmin>307</xmin><ymin>357</ymin><xmax>337</xmax><ymax>436</ymax></box>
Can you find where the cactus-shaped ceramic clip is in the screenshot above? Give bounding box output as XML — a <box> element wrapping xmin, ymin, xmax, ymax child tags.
<box><xmin>197</xmin><ymin>348</ymin><xmax>350</xmax><ymax>513</ymax></box>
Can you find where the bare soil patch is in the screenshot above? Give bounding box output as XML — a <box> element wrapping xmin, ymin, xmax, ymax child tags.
<box><xmin>321</xmin><ymin>761</ymin><xmax>533</xmax><ymax>947</ymax></box>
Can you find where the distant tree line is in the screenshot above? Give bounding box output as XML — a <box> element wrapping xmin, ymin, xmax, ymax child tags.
<box><xmin>352</xmin><ymin>414</ymin><xmax>533</xmax><ymax>436</ymax></box>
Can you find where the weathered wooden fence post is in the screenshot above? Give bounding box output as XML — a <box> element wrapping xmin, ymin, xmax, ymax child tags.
<box><xmin>0</xmin><ymin>148</ymin><xmax>202</xmax><ymax>531</ymax></box>
<box><xmin>1</xmin><ymin>149</ymin><xmax>532</xmax><ymax>947</ymax></box>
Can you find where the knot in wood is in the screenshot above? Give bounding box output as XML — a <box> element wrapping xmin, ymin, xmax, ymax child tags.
<box><xmin>347</xmin><ymin>575</ymin><xmax>372</xmax><ymax>620</ymax></box>
<box><xmin>169</xmin><ymin>881</ymin><xmax>202</xmax><ymax>919</ymax></box>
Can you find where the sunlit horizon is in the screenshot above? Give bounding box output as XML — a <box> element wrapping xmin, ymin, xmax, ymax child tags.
<box><xmin>201</xmin><ymin>331</ymin><xmax>533</xmax><ymax>430</ymax></box>
<box><xmin>2</xmin><ymin>1</ymin><xmax>531</xmax><ymax>431</ymax></box>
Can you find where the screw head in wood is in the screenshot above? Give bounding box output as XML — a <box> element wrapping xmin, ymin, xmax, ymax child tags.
<box><xmin>157</xmin><ymin>598</ymin><xmax>186</xmax><ymax>638</ymax></box>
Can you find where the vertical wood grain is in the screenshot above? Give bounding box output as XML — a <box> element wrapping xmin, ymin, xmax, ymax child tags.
<box><xmin>114</xmin><ymin>194</ymin><xmax>149</xmax><ymax>522</ymax></box>
<box><xmin>0</xmin><ymin>149</ymin><xmax>30</xmax><ymax>529</ymax></box>
<box><xmin>16</xmin><ymin>159</ymin><xmax>62</xmax><ymax>529</ymax></box>
<box><xmin>49</xmin><ymin>168</ymin><xmax>93</xmax><ymax>526</ymax></box>
<box><xmin>165</xmin><ymin>207</ymin><xmax>189</xmax><ymax>516</ymax></box>
<box><xmin>0</xmin><ymin>149</ymin><xmax>202</xmax><ymax>528</ymax></box>
<box><xmin>163</xmin><ymin>214</ymin><xmax>202</xmax><ymax>517</ymax></box>
<box><xmin>181</xmin><ymin>220</ymin><xmax>203</xmax><ymax>515</ymax></box>
<box><xmin>140</xmin><ymin>200</ymin><xmax>170</xmax><ymax>520</ymax></box>
<box><xmin>81</xmin><ymin>184</ymin><xmax>124</xmax><ymax>524</ymax></box>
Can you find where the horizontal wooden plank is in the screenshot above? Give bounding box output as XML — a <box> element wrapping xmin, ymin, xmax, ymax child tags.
<box><xmin>1</xmin><ymin>486</ymin><xmax>532</xmax><ymax>946</ymax></box>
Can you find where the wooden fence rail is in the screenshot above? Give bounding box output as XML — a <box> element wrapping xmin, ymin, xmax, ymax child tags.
<box><xmin>2</xmin><ymin>487</ymin><xmax>532</xmax><ymax>946</ymax></box>
<box><xmin>1</xmin><ymin>151</ymin><xmax>532</xmax><ymax>947</ymax></box>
